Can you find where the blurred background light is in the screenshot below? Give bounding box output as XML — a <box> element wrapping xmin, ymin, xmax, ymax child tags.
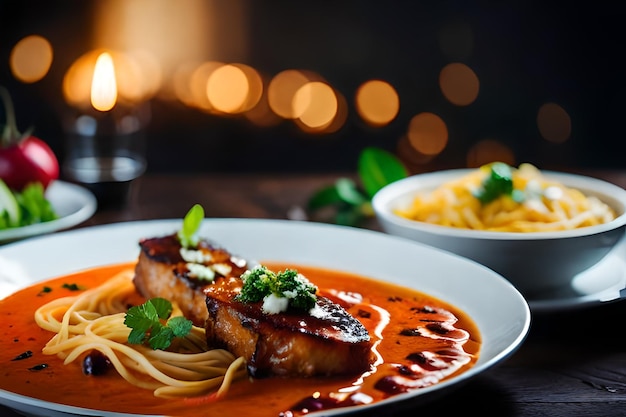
<box><xmin>9</xmin><ymin>35</ymin><xmax>53</xmax><ymax>83</ymax></box>
<box><xmin>355</xmin><ymin>80</ymin><xmax>400</xmax><ymax>127</ymax></box>
<box><xmin>537</xmin><ymin>102</ymin><xmax>571</xmax><ymax>144</ymax></box>
<box><xmin>0</xmin><ymin>1</ymin><xmax>622</xmax><ymax>174</ymax></box>
<box><xmin>407</xmin><ymin>112</ymin><xmax>448</xmax><ymax>156</ymax></box>
<box><xmin>439</xmin><ymin>63</ymin><xmax>479</xmax><ymax>106</ymax></box>
<box><xmin>467</xmin><ymin>139</ymin><xmax>515</xmax><ymax>168</ymax></box>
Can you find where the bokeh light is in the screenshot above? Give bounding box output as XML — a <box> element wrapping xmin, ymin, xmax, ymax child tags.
<box><xmin>466</xmin><ymin>139</ymin><xmax>515</xmax><ymax>167</ymax></box>
<box><xmin>406</xmin><ymin>112</ymin><xmax>448</xmax><ymax>156</ymax></box>
<box><xmin>439</xmin><ymin>62</ymin><xmax>479</xmax><ymax>106</ymax></box>
<box><xmin>355</xmin><ymin>80</ymin><xmax>400</xmax><ymax>127</ymax></box>
<box><xmin>207</xmin><ymin>64</ymin><xmax>249</xmax><ymax>113</ymax></box>
<box><xmin>295</xmin><ymin>88</ymin><xmax>347</xmax><ymax>134</ymax></box>
<box><xmin>9</xmin><ymin>35</ymin><xmax>53</xmax><ymax>83</ymax></box>
<box><xmin>293</xmin><ymin>81</ymin><xmax>338</xmax><ymax>129</ymax></box>
<box><xmin>267</xmin><ymin>69</ymin><xmax>321</xmax><ymax>119</ymax></box>
<box><xmin>537</xmin><ymin>102</ymin><xmax>571</xmax><ymax>144</ymax></box>
<box><xmin>188</xmin><ymin>61</ymin><xmax>224</xmax><ymax>112</ymax></box>
<box><xmin>243</xmin><ymin>71</ymin><xmax>282</xmax><ymax>127</ymax></box>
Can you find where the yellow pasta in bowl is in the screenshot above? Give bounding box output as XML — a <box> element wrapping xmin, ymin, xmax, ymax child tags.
<box><xmin>394</xmin><ymin>163</ymin><xmax>616</xmax><ymax>232</ymax></box>
<box><xmin>372</xmin><ymin>163</ymin><xmax>626</xmax><ymax>297</ymax></box>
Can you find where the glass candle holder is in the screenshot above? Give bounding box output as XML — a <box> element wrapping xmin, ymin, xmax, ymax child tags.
<box><xmin>62</xmin><ymin>103</ymin><xmax>149</xmax><ymax>208</ymax></box>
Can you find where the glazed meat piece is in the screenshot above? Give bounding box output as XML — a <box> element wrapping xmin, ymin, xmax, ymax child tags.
<box><xmin>204</xmin><ymin>275</ymin><xmax>374</xmax><ymax>378</ymax></box>
<box><xmin>133</xmin><ymin>233</ymin><xmax>374</xmax><ymax>378</ymax></box>
<box><xmin>133</xmin><ymin>234</ymin><xmax>249</xmax><ymax>327</ymax></box>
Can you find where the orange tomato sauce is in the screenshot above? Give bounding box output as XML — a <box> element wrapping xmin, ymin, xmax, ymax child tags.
<box><xmin>0</xmin><ymin>262</ymin><xmax>481</xmax><ymax>416</ymax></box>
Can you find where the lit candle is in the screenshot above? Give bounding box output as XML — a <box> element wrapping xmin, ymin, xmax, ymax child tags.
<box><xmin>62</xmin><ymin>51</ymin><xmax>148</xmax><ymax>208</ymax></box>
<box><xmin>91</xmin><ymin>52</ymin><xmax>118</xmax><ymax>112</ymax></box>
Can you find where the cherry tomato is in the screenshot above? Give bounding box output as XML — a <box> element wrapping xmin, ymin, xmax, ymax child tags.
<box><xmin>1</xmin><ymin>86</ymin><xmax>59</xmax><ymax>191</ymax></box>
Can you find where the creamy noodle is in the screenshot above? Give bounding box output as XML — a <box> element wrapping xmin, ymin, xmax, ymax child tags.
<box><xmin>396</xmin><ymin>163</ymin><xmax>616</xmax><ymax>232</ymax></box>
<box><xmin>34</xmin><ymin>269</ymin><xmax>247</xmax><ymax>398</ymax></box>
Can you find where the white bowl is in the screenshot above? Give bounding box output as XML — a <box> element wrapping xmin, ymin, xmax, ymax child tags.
<box><xmin>372</xmin><ymin>169</ymin><xmax>626</xmax><ymax>297</ymax></box>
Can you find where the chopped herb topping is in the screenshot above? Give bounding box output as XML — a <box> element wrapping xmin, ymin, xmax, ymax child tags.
<box><xmin>124</xmin><ymin>298</ymin><xmax>193</xmax><ymax>350</ymax></box>
<box><xmin>38</xmin><ymin>286</ymin><xmax>52</xmax><ymax>296</ymax></box>
<box><xmin>62</xmin><ymin>283</ymin><xmax>81</xmax><ymax>291</ymax></box>
<box><xmin>236</xmin><ymin>265</ymin><xmax>317</xmax><ymax>313</ymax></box>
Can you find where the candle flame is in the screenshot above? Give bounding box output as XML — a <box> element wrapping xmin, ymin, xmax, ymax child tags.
<box><xmin>91</xmin><ymin>52</ymin><xmax>118</xmax><ymax>111</ymax></box>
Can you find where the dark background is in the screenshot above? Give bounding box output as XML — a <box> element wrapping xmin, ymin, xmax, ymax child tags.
<box><xmin>1</xmin><ymin>1</ymin><xmax>624</xmax><ymax>175</ymax></box>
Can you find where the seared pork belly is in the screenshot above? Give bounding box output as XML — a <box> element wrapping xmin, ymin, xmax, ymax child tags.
<box><xmin>204</xmin><ymin>276</ymin><xmax>373</xmax><ymax>378</ymax></box>
<box><xmin>133</xmin><ymin>234</ymin><xmax>249</xmax><ymax>326</ymax></box>
<box><xmin>133</xmin><ymin>233</ymin><xmax>374</xmax><ymax>378</ymax></box>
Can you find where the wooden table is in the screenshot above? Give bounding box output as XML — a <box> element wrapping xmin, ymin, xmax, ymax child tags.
<box><xmin>3</xmin><ymin>171</ymin><xmax>626</xmax><ymax>417</ymax></box>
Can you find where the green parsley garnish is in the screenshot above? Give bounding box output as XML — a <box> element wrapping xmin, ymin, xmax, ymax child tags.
<box><xmin>475</xmin><ymin>162</ymin><xmax>516</xmax><ymax>204</ymax></box>
<box><xmin>124</xmin><ymin>298</ymin><xmax>193</xmax><ymax>350</ymax></box>
<box><xmin>177</xmin><ymin>204</ymin><xmax>204</xmax><ymax>248</ymax></box>
<box><xmin>236</xmin><ymin>265</ymin><xmax>317</xmax><ymax>311</ymax></box>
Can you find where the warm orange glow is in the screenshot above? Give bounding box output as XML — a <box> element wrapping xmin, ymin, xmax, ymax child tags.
<box><xmin>189</xmin><ymin>61</ymin><xmax>224</xmax><ymax>112</ymax></box>
<box><xmin>207</xmin><ymin>64</ymin><xmax>249</xmax><ymax>113</ymax></box>
<box><xmin>244</xmin><ymin>74</ymin><xmax>282</xmax><ymax>128</ymax></box>
<box><xmin>397</xmin><ymin>135</ymin><xmax>436</xmax><ymax>168</ymax></box>
<box><xmin>9</xmin><ymin>35</ymin><xmax>53</xmax><ymax>83</ymax></box>
<box><xmin>205</xmin><ymin>63</ymin><xmax>263</xmax><ymax>114</ymax></box>
<box><xmin>439</xmin><ymin>63</ymin><xmax>479</xmax><ymax>106</ymax></box>
<box><xmin>466</xmin><ymin>139</ymin><xmax>515</xmax><ymax>167</ymax></box>
<box><xmin>91</xmin><ymin>52</ymin><xmax>118</xmax><ymax>111</ymax></box>
<box><xmin>355</xmin><ymin>80</ymin><xmax>400</xmax><ymax>127</ymax></box>
<box><xmin>407</xmin><ymin>112</ymin><xmax>448</xmax><ymax>155</ymax></box>
<box><xmin>93</xmin><ymin>0</ymin><xmax>249</xmax><ymax>93</ymax></box>
<box><xmin>234</xmin><ymin>63</ymin><xmax>264</xmax><ymax>113</ymax></box>
<box><xmin>537</xmin><ymin>102</ymin><xmax>571</xmax><ymax>144</ymax></box>
<box><xmin>293</xmin><ymin>81</ymin><xmax>338</xmax><ymax>129</ymax></box>
<box><xmin>172</xmin><ymin>62</ymin><xmax>199</xmax><ymax>106</ymax></box>
<box><xmin>64</xmin><ymin>49</ymin><xmax>156</xmax><ymax>109</ymax></box>
<box><xmin>268</xmin><ymin>70</ymin><xmax>318</xmax><ymax>119</ymax></box>
<box><xmin>295</xmin><ymin>88</ymin><xmax>348</xmax><ymax>134</ymax></box>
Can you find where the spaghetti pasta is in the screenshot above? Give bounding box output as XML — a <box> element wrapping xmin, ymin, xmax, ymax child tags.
<box><xmin>395</xmin><ymin>163</ymin><xmax>616</xmax><ymax>232</ymax></box>
<box><xmin>34</xmin><ymin>269</ymin><xmax>247</xmax><ymax>398</ymax></box>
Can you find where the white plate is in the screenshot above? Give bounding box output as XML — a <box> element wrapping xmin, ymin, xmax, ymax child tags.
<box><xmin>0</xmin><ymin>180</ymin><xmax>97</xmax><ymax>244</ymax></box>
<box><xmin>528</xmin><ymin>236</ymin><xmax>626</xmax><ymax>313</ymax></box>
<box><xmin>0</xmin><ymin>219</ymin><xmax>530</xmax><ymax>417</ymax></box>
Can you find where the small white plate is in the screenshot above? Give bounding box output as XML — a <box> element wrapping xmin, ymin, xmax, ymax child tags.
<box><xmin>0</xmin><ymin>219</ymin><xmax>530</xmax><ymax>417</ymax></box>
<box><xmin>0</xmin><ymin>180</ymin><xmax>97</xmax><ymax>244</ymax></box>
<box><xmin>528</xmin><ymin>236</ymin><xmax>626</xmax><ymax>313</ymax></box>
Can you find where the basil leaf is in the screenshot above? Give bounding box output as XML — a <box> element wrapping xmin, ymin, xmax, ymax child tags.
<box><xmin>307</xmin><ymin>178</ymin><xmax>367</xmax><ymax>210</ymax></box>
<box><xmin>358</xmin><ymin>147</ymin><xmax>408</xmax><ymax>199</ymax></box>
<box><xmin>475</xmin><ymin>162</ymin><xmax>514</xmax><ymax>204</ymax></box>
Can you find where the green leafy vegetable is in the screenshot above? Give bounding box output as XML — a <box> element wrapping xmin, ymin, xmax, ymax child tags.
<box><xmin>236</xmin><ymin>265</ymin><xmax>317</xmax><ymax>312</ymax></box>
<box><xmin>177</xmin><ymin>204</ymin><xmax>204</xmax><ymax>248</ymax></box>
<box><xmin>475</xmin><ymin>162</ymin><xmax>515</xmax><ymax>204</ymax></box>
<box><xmin>358</xmin><ymin>147</ymin><xmax>408</xmax><ymax>199</ymax></box>
<box><xmin>124</xmin><ymin>298</ymin><xmax>193</xmax><ymax>350</ymax></box>
<box><xmin>0</xmin><ymin>179</ymin><xmax>57</xmax><ymax>230</ymax></box>
<box><xmin>307</xmin><ymin>147</ymin><xmax>408</xmax><ymax>227</ymax></box>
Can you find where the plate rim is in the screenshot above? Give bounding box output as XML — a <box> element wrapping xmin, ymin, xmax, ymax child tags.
<box><xmin>0</xmin><ymin>180</ymin><xmax>97</xmax><ymax>243</ymax></box>
<box><xmin>0</xmin><ymin>218</ymin><xmax>531</xmax><ymax>417</ymax></box>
